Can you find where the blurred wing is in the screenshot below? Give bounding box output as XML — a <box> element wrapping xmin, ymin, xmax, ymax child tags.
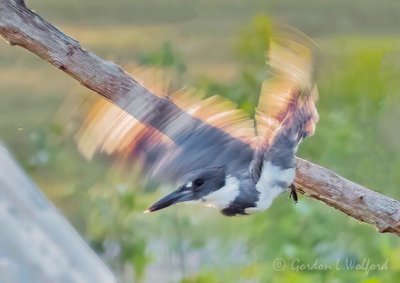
<box><xmin>69</xmin><ymin>66</ymin><xmax>256</xmax><ymax>184</ymax></box>
<box><xmin>256</xmin><ymin>36</ymin><xmax>318</xmax><ymax>148</ymax></box>
<box><xmin>253</xmin><ymin>34</ymin><xmax>319</xmax><ymax>177</ymax></box>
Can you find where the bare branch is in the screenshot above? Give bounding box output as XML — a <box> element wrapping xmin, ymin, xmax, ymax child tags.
<box><xmin>1</xmin><ymin>0</ymin><xmax>399</xmax><ymax>236</ymax></box>
<box><xmin>295</xmin><ymin>159</ymin><xmax>400</xmax><ymax>235</ymax></box>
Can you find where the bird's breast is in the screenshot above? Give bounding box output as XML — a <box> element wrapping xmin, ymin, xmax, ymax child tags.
<box><xmin>246</xmin><ymin>161</ymin><xmax>295</xmax><ymax>213</ymax></box>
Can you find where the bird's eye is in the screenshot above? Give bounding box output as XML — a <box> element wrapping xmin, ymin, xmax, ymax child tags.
<box><xmin>193</xmin><ymin>178</ymin><xmax>204</xmax><ymax>186</ymax></box>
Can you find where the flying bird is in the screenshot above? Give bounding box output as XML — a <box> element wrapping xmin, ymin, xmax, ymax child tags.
<box><xmin>70</xmin><ymin>35</ymin><xmax>319</xmax><ymax>216</ymax></box>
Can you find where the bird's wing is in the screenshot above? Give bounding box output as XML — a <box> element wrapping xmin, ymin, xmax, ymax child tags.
<box><xmin>65</xmin><ymin>66</ymin><xmax>256</xmax><ymax>184</ymax></box>
<box><xmin>253</xmin><ymin>34</ymin><xmax>319</xmax><ymax>178</ymax></box>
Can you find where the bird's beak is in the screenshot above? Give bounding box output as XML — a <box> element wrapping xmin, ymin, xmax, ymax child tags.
<box><xmin>145</xmin><ymin>187</ymin><xmax>193</xmax><ymax>213</ymax></box>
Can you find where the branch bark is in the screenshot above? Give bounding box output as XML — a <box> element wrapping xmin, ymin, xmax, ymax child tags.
<box><xmin>1</xmin><ymin>0</ymin><xmax>399</xmax><ymax>236</ymax></box>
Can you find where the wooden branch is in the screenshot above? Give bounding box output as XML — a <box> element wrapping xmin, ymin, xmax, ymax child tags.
<box><xmin>1</xmin><ymin>0</ymin><xmax>399</xmax><ymax>236</ymax></box>
<box><xmin>0</xmin><ymin>143</ymin><xmax>117</xmax><ymax>282</ymax></box>
<box><xmin>295</xmin><ymin>159</ymin><xmax>400</xmax><ymax>235</ymax></box>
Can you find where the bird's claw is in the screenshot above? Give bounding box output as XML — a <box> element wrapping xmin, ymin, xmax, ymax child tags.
<box><xmin>289</xmin><ymin>184</ymin><xmax>298</xmax><ymax>204</ymax></box>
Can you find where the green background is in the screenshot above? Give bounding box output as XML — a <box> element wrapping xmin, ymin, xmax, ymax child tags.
<box><xmin>1</xmin><ymin>0</ymin><xmax>400</xmax><ymax>282</ymax></box>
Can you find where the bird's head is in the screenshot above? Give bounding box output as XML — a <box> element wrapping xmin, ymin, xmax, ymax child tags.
<box><xmin>146</xmin><ymin>167</ymin><xmax>241</xmax><ymax>213</ymax></box>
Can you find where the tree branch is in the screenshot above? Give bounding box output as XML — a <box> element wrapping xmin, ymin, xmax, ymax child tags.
<box><xmin>295</xmin><ymin>159</ymin><xmax>400</xmax><ymax>235</ymax></box>
<box><xmin>1</xmin><ymin>0</ymin><xmax>399</xmax><ymax>236</ymax></box>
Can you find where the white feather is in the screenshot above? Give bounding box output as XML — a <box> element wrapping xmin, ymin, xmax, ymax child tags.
<box><xmin>247</xmin><ymin>161</ymin><xmax>295</xmax><ymax>213</ymax></box>
<box><xmin>202</xmin><ymin>175</ymin><xmax>240</xmax><ymax>209</ymax></box>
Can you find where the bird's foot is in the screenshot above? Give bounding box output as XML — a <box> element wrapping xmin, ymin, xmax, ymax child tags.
<box><xmin>289</xmin><ymin>184</ymin><xmax>298</xmax><ymax>204</ymax></box>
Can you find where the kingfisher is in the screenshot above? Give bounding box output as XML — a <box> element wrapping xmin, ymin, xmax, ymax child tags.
<box><xmin>71</xmin><ymin>34</ymin><xmax>319</xmax><ymax>216</ymax></box>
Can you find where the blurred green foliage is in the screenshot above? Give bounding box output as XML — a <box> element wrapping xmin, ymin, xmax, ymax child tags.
<box><xmin>1</xmin><ymin>1</ymin><xmax>400</xmax><ymax>282</ymax></box>
<box><xmin>138</xmin><ymin>41</ymin><xmax>186</xmax><ymax>74</ymax></box>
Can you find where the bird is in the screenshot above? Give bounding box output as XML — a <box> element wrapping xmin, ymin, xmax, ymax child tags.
<box><xmin>68</xmin><ymin>33</ymin><xmax>319</xmax><ymax>216</ymax></box>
